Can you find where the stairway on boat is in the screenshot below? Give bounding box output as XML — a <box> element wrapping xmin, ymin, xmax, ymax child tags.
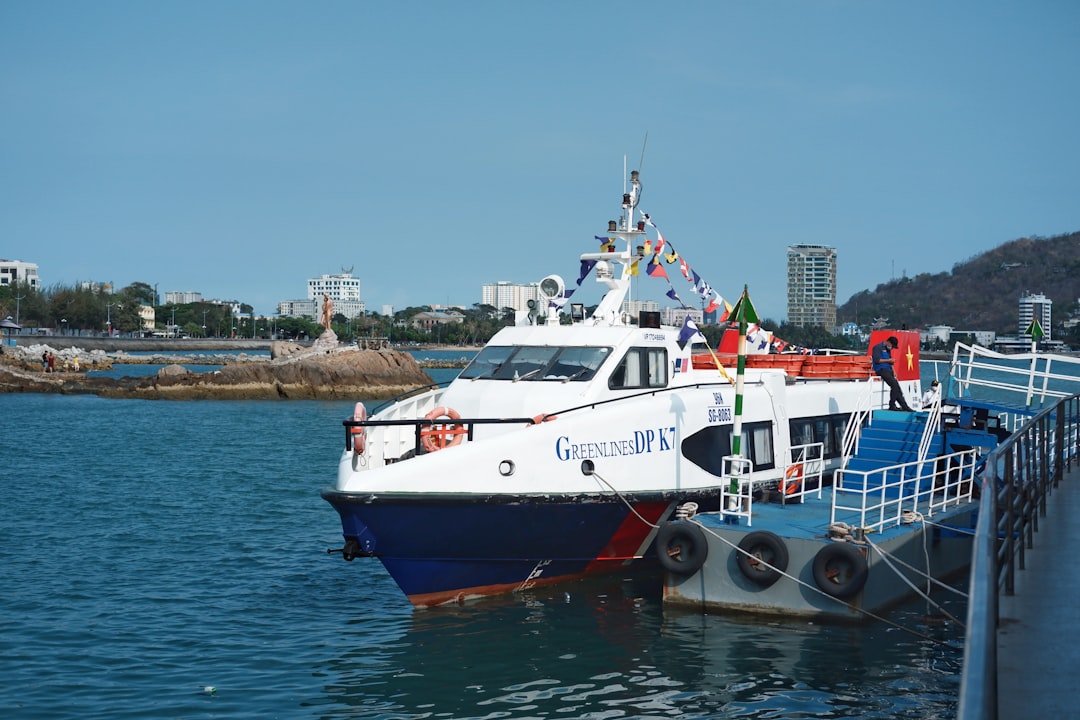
<box><xmin>842</xmin><ymin>409</ymin><xmax>943</xmax><ymax>498</ymax></box>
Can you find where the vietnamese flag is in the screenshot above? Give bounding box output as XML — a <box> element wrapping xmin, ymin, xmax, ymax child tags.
<box><xmin>867</xmin><ymin>330</ymin><xmax>921</xmax><ymax>382</ymax></box>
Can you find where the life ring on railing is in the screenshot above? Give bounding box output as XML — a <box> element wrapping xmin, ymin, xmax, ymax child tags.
<box><xmin>349</xmin><ymin>402</ymin><xmax>367</xmax><ymax>455</ymax></box>
<box><xmin>420</xmin><ymin>406</ymin><xmax>467</xmax><ymax>453</ymax></box>
<box><xmin>735</xmin><ymin>530</ymin><xmax>789</xmax><ymax>587</ymax></box>
<box><xmin>781</xmin><ymin>463</ymin><xmax>803</xmax><ymax>496</ymax></box>
<box><xmin>655</xmin><ymin>521</ymin><xmax>708</xmax><ymax>576</ymax></box>
<box><xmin>812</xmin><ymin>541</ymin><xmax>868</xmax><ymax>599</ymax></box>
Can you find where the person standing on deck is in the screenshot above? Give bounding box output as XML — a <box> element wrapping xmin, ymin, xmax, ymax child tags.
<box><xmin>872</xmin><ymin>335</ymin><xmax>913</xmax><ymax>411</ymax></box>
<box><xmin>921</xmin><ymin>379</ymin><xmax>940</xmax><ymax>408</ymax></box>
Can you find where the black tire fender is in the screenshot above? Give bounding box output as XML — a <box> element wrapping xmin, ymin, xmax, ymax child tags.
<box><xmin>735</xmin><ymin>530</ymin><xmax>789</xmax><ymax>587</ymax></box>
<box><xmin>812</xmin><ymin>541</ymin><xmax>869</xmax><ymax>599</ymax></box>
<box><xmin>656</xmin><ymin>521</ymin><xmax>708</xmax><ymax>576</ymax></box>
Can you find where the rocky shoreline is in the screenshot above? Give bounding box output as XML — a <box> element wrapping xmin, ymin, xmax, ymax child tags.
<box><xmin>0</xmin><ymin>333</ymin><xmax>434</xmax><ymax>400</ymax></box>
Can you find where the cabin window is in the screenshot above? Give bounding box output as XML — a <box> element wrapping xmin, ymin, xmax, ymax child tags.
<box><xmin>458</xmin><ymin>345</ymin><xmax>611</xmax><ymax>382</ymax></box>
<box><xmin>541</xmin><ymin>346</ymin><xmax>610</xmax><ymax>381</ymax></box>
<box><xmin>501</xmin><ymin>346</ymin><xmax>560</xmax><ymax>381</ymax></box>
<box><xmin>460</xmin><ymin>346</ymin><xmax>515</xmax><ymax>379</ymax></box>
<box><xmin>787</xmin><ymin>413</ymin><xmax>852</xmax><ymax>460</ymax></box>
<box><xmin>609</xmin><ymin>347</ymin><xmax>668</xmax><ymax>390</ymax></box>
<box><xmin>681</xmin><ymin>421</ymin><xmax>776</xmax><ymax>476</ymax></box>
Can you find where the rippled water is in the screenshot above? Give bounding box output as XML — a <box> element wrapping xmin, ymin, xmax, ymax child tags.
<box><xmin>1</xmin><ymin>393</ymin><xmax>965</xmax><ymax>719</ymax></box>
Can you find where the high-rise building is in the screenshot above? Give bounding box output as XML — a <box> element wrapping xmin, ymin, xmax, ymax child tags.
<box><xmin>786</xmin><ymin>245</ymin><xmax>837</xmax><ymax>328</ymax></box>
<box><xmin>1018</xmin><ymin>292</ymin><xmax>1052</xmax><ymax>339</ymax></box>
<box><xmin>481</xmin><ymin>281</ymin><xmax>540</xmax><ymax>314</ymax></box>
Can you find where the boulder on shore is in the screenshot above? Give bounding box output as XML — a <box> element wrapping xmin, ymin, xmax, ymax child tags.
<box><xmin>0</xmin><ymin>343</ymin><xmax>433</xmax><ymax>400</ymax></box>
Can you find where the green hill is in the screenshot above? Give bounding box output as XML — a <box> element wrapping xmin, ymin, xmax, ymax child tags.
<box><xmin>837</xmin><ymin>231</ymin><xmax>1080</xmax><ymax>336</ymax></box>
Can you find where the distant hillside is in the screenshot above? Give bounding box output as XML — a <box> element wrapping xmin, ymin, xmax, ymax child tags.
<box><xmin>837</xmin><ymin>231</ymin><xmax>1080</xmax><ymax>335</ymax></box>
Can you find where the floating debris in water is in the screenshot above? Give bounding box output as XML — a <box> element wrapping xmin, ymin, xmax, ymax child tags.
<box><xmin>203</xmin><ymin>686</ymin><xmax>217</xmax><ymax>695</ymax></box>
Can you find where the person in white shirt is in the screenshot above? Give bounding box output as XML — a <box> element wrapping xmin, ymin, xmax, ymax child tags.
<box><xmin>921</xmin><ymin>379</ymin><xmax>941</xmax><ymax>408</ymax></box>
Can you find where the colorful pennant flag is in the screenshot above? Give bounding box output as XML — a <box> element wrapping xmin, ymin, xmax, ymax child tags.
<box><xmin>677</xmin><ymin>315</ymin><xmax>701</xmax><ymax>349</ymax></box>
<box><xmin>646</xmin><ymin>255</ymin><xmax>668</xmax><ymax>280</ymax></box>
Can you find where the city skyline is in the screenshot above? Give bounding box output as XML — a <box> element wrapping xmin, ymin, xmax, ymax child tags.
<box><xmin>3</xmin><ymin>2</ymin><xmax>1079</xmax><ymax>319</ymax></box>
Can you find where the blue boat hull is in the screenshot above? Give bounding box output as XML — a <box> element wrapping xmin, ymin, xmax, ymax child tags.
<box><xmin>321</xmin><ymin>488</ymin><xmax>721</xmax><ymax>606</ymax></box>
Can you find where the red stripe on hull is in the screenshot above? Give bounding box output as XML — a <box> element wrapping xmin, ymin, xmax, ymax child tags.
<box><xmin>407</xmin><ymin>571</ymin><xmax>595</xmax><ymax>607</ymax></box>
<box><xmin>585</xmin><ymin>500</ymin><xmax>674</xmax><ymax>573</ymax></box>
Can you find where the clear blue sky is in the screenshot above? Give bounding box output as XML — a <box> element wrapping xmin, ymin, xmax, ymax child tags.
<box><xmin>3</xmin><ymin>1</ymin><xmax>1078</xmax><ymax>321</ymax></box>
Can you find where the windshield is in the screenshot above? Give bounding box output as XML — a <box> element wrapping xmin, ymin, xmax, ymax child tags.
<box><xmin>459</xmin><ymin>345</ymin><xmax>612</xmax><ymax>382</ymax></box>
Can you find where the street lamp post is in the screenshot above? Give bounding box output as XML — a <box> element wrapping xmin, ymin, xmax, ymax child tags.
<box><xmin>170</xmin><ymin>306</ymin><xmax>177</xmax><ymax>338</ymax></box>
<box><xmin>106</xmin><ymin>303</ymin><xmax>112</xmax><ymax>335</ymax></box>
<box><xmin>61</xmin><ymin>318</ymin><xmax>67</xmax><ymax>336</ymax></box>
<box><xmin>202</xmin><ymin>309</ymin><xmax>209</xmax><ymax>338</ymax></box>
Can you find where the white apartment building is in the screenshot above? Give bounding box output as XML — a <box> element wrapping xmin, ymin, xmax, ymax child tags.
<box><xmin>0</xmin><ymin>259</ymin><xmax>40</xmax><ymax>289</ymax></box>
<box><xmin>279</xmin><ymin>269</ymin><xmax>366</xmax><ymax>320</ymax></box>
<box><xmin>659</xmin><ymin>306</ymin><xmax>702</xmax><ymax>327</ymax></box>
<box><xmin>481</xmin><ymin>281</ymin><xmax>540</xmax><ymax>314</ymax></box>
<box><xmin>786</xmin><ymin>244</ymin><xmax>837</xmax><ymax>328</ymax></box>
<box><xmin>164</xmin><ymin>291</ymin><xmax>203</xmax><ymax>304</ymax></box>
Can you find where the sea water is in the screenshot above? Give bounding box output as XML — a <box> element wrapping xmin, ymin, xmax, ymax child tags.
<box><xmin>1</xmin><ymin>380</ymin><xmax>967</xmax><ymax>719</ymax></box>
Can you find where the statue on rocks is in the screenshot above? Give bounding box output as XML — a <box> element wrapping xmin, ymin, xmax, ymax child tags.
<box><xmin>320</xmin><ymin>293</ymin><xmax>334</xmax><ymax>331</ymax></box>
<box><xmin>314</xmin><ymin>292</ymin><xmax>338</xmax><ymax>350</ymax></box>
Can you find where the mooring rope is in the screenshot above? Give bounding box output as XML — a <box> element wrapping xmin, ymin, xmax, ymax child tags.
<box><xmin>588</xmin><ymin>467</ymin><xmax>963</xmax><ymax>648</ymax></box>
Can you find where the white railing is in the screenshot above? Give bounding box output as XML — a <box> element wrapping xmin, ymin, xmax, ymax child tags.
<box><xmin>369</xmin><ymin>388</ymin><xmax>447</xmax><ymax>466</ymax></box>
<box><xmin>831</xmin><ymin>448</ymin><xmax>978</xmax><ymax>533</ymax></box>
<box><xmin>840</xmin><ymin>385</ymin><xmax>878</xmax><ymax>467</ymax></box>
<box><xmin>783</xmin><ymin>442</ymin><xmax>825</xmax><ymax>502</ymax></box>
<box><xmin>718</xmin><ymin>455</ymin><xmax>756</xmax><ymax>525</ymax></box>
<box><xmin>916</xmin><ymin>391</ymin><xmax>944</xmax><ymax>470</ymax></box>
<box><xmin>951</xmin><ymin>342</ymin><xmax>1080</xmax><ymax>407</ymax></box>
<box><xmin>719</xmin><ymin>443</ymin><xmax>824</xmax><ymax>525</ymax></box>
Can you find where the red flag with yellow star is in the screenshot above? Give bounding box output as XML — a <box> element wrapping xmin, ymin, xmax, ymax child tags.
<box><xmin>867</xmin><ymin>330</ymin><xmax>921</xmax><ymax>381</ymax></box>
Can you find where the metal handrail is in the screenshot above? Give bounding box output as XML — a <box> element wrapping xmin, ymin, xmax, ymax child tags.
<box><xmin>831</xmin><ymin>447</ymin><xmax>977</xmax><ymax>533</ymax></box>
<box><xmin>957</xmin><ymin>392</ymin><xmax>1080</xmax><ymax>720</ymax></box>
<box><xmin>916</xmin><ymin>392</ymin><xmax>943</xmax><ymax>470</ymax></box>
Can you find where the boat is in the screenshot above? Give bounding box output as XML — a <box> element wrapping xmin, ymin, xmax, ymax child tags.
<box><xmin>321</xmin><ymin>169</ymin><xmax>924</xmax><ymax>607</ymax></box>
<box><xmin>659</xmin><ymin>340</ymin><xmax>1080</xmax><ymax>619</ymax></box>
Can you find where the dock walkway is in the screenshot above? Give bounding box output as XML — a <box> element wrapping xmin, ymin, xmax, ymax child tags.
<box><xmin>995</xmin><ymin>462</ymin><xmax>1080</xmax><ymax>719</ymax></box>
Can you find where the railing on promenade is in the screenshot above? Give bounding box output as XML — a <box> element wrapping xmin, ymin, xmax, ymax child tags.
<box><xmin>957</xmin><ymin>392</ymin><xmax>1080</xmax><ymax>720</ymax></box>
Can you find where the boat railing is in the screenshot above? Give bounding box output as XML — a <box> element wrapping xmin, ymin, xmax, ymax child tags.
<box><xmin>718</xmin><ymin>443</ymin><xmax>824</xmax><ymax>524</ymax></box>
<box><xmin>830</xmin><ymin>448</ymin><xmax>978</xmax><ymax>534</ymax></box>
<box><xmin>915</xmin><ymin>391</ymin><xmax>944</xmax><ymax>471</ymax></box>
<box><xmin>957</xmin><ymin>393</ymin><xmax>1080</xmax><ymax>720</ymax></box>
<box><xmin>783</xmin><ymin>442</ymin><xmax>826</xmax><ymax>503</ymax></box>
<box><xmin>345</xmin><ymin>412</ymin><xmax>548</xmax><ymax>464</ymax></box>
<box><xmin>718</xmin><ymin>455</ymin><xmax>757</xmax><ymax>525</ymax></box>
<box><xmin>840</xmin><ymin>387</ymin><xmax>877</xmax><ymax>468</ymax></box>
<box><xmin>950</xmin><ymin>341</ymin><xmax>1080</xmax><ymax>409</ymax></box>
<box><xmin>347</xmin><ymin>380</ymin><xmax>739</xmax><ymax>466</ymax></box>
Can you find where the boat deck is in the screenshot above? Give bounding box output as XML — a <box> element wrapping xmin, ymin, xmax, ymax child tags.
<box><xmin>697</xmin><ymin>487</ymin><xmax>976</xmax><ymax>542</ymax></box>
<box><xmin>996</xmin><ymin>461</ymin><xmax>1080</xmax><ymax>719</ymax></box>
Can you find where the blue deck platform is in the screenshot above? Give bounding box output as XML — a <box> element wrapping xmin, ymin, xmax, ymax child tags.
<box><xmin>700</xmin><ymin>487</ymin><xmax>976</xmax><ymax>544</ymax></box>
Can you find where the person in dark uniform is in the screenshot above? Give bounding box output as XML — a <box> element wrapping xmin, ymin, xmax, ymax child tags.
<box><xmin>871</xmin><ymin>335</ymin><xmax>913</xmax><ymax>411</ymax></box>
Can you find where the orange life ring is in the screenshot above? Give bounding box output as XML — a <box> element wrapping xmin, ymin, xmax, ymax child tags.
<box><xmin>420</xmin><ymin>406</ymin><xmax>467</xmax><ymax>453</ymax></box>
<box><xmin>781</xmin><ymin>462</ymin><xmax>803</xmax><ymax>495</ymax></box>
<box><xmin>350</xmin><ymin>402</ymin><xmax>367</xmax><ymax>455</ymax></box>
